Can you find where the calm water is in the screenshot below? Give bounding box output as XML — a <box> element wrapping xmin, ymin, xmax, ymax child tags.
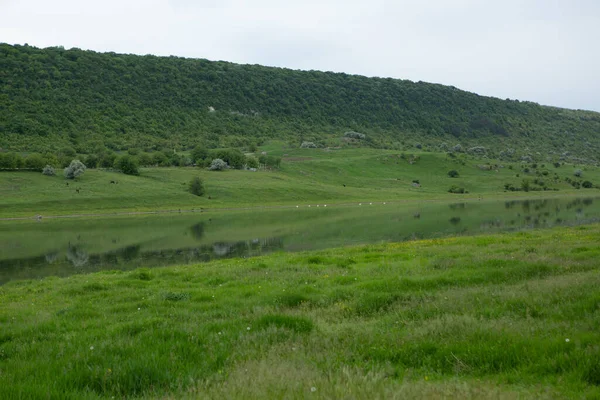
<box><xmin>1</xmin><ymin>196</ymin><xmax>599</xmax><ymax>284</ymax></box>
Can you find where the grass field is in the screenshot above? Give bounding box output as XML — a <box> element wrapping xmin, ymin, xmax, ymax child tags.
<box><xmin>1</xmin><ymin>224</ymin><xmax>599</xmax><ymax>398</ymax></box>
<box><xmin>1</xmin><ymin>146</ymin><xmax>599</xmax><ymax>218</ymax></box>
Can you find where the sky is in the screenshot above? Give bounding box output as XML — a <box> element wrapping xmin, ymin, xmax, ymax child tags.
<box><xmin>2</xmin><ymin>0</ymin><xmax>600</xmax><ymax>112</ymax></box>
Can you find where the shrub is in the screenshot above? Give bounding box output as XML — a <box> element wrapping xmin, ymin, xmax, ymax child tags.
<box><xmin>210</xmin><ymin>148</ymin><xmax>245</xmax><ymax>169</ymax></box>
<box><xmin>582</xmin><ymin>180</ymin><xmax>593</xmax><ymax>188</ymax></box>
<box><xmin>114</xmin><ymin>155</ymin><xmax>139</xmax><ymax>175</ymax></box>
<box><xmin>467</xmin><ymin>146</ymin><xmax>486</xmax><ymax>155</ymax></box>
<box><xmin>42</xmin><ymin>165</ymin><xmax>55</xmax><ymax>176</ymax></box>
<box><xmin>574</xmin><ymin>169</ymin><xmax>583</xmax><ymax>177</ymax></box>
<box><xmin>448</xmin><ymin>170</ymin><xmax>459</xmax><ymax>178</ymax></box>
<box><xmin>137</xmin><ymin>152</ymin><xmax>153</xmax><ymax>167</ymax></box>
<box><xmin>521</xmin><ymin>179</ymin><xmax>531</xmax><ymax>192</ymax></box>
<box><xmin>246</xmin><ymin>156</ymin><xmax>259</xmax><ymax>169</ymax></box>
<box><xmin>24</xmin><ymin>153</ymin><xmax>46</xmax><ymax>171</ymax></box>
<box><xmin>84</xmin><ymin>154</ymin><xmax>99</xmax><ymax>169</ymax></box>
<box><xmin>452</xmin><ymin>144</ymin><xmax>462</xmax><ymax>152</ymax></box>
<box><xmin>99</xmin><ymin>153</ymin><xmax>117</xmax><ymax>168</ymax></box>
<box><xmin>188</xmin><ymin>177</ymin><xmax>205</xmax><ymax>196</ymax></box>
<box><xmin>300</xmin><ymin>141</ymin><xmax>317</xmax><ymax>148</ymax></box>
<box><xmin>343</xmin><ymin>131</ymin><xmax>366</xmax><ymax>140</ymax></box>
<box><xmin>63</xmin><ymin>160</ymin><xmax>86</xmax><ymax>179</ymax></box>
<box><xmin>448</xmin><ymin>185</ymin><xmax>466</xmax><ymax>194</ymax></box>
<box><xmin>209</xmin><ymin>158</ymin><xmax>228</xmax><ymax>171</ymax></box>
<box><xmin>191</xmin><ymin>146</ymin><xmax>209</xmax><ymax>164</ymax></box>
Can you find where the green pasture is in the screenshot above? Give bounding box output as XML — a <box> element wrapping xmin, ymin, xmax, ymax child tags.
<box><xmin>1</xmin><ymin>147</ymin><xmax>598</xmax><ymax>218</ymax></box>
<box><xmin>1</xmin><ymin>224</ymin><xmax>599</xmax><ymax>398</ymax></box>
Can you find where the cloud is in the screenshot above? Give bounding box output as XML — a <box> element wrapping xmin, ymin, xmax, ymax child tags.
<box><xmin>1</xmin><ymin>0</ymin><xmax>599</xmax><ymax>111</ymax></box>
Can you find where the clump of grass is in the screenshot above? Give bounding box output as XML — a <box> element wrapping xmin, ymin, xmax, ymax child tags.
<box><xmin>276</xmin><ymin>293</ymin><xmax>309</xmax><ymax>308</ymax></box>
<box><xmin>255</xmin><ymin>315</ymin><xmax>314</xmax><ymax>334</ymax></box>
<box><xmin>82</xmin><ymin>282</ymin><xmax>107</xmax><ymax>292</ymax></box>
<box><xmin>163</xmin><ymin>292</ymin><xmax>190</xmax><ymax>302</ymax></box>
<box><xmin>353</xmin><ymin>293</ymin><xmax>398</xmax><ymax>316</ymax></box>
<box><xmin>131</xmin><ymin>269</ymin><xmax>153</xmax><ymax>281</ymax></box>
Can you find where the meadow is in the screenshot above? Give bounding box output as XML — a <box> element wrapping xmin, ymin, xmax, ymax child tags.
<box><xmin>1</xmin><ymin>224</ymin><xmax>599</xmax><ymax>398</ymax></box>
<box><xmin>1</xmin><ymin>146</ymin><xmax>599</xmax><ymax>218</ymax></box>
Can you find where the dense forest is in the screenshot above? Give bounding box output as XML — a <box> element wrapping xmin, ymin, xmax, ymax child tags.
<box><xmin>1</xmin><ymin>43</ymin><xmax>599</xmax><ymax>163</ymax></box>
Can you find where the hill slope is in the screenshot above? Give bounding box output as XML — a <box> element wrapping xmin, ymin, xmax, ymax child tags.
<box><xmin>1</xmin><ymin>43</ymin><xmax>599</xmax><ymax>162</ymax></box>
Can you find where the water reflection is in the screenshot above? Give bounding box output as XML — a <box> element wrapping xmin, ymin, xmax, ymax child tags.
<box><xmin>1</xmin><ymin>196</ymin><xmax>599</xmax><ymax>284</ymax></box>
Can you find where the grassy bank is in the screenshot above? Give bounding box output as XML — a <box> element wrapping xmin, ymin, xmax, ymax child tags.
<box><xmin>1</xmin><ymin>224</ymin><xmax>599</xmax><ymax>398</ymax></box>
<box><xmin>1</xmin><ymin>147</ymin><xmax>599</xmax><ymax>218</ymax></box>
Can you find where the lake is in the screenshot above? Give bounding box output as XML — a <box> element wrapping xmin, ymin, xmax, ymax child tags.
<box><xmin>1</xmin><ymin>196</ymin><xmax>599</xmax><ymax>284</ymax></box>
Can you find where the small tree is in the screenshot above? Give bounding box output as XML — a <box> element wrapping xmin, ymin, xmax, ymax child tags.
<box><xmin>448</xmin><ymin>170</ymin><xmax>459</xmax><ymax>178</ymax></box>
<box><xmin>64</xmin><ymin>160</ymin><xmax>86</xmax><ymax>179</ymax></box>
<box><xmin>25</xmin><ymin>153</ymin><xmax>46</xmax><ymax>171</ymax></box>
<box><xmin>574</xmin><ymin>169</ymin><xmax>583</xmax><ymax>177</ymax></box>
<box><xmin>209</xmin><ymin>158</ymin><xmax>228</xmax><ymax>171</ymax></box>
<box><xmin>114</xmin><ymin>155</ymin><xmax>140</xmax><ymax>176</ymax></box>
<box><xmin>189</xmin><ymin>177</ymin><xmax>205</xmax><ymax>196</ymax></box>
<box><xmin>521</xmin><ymin>179</ymin><xmax>530</xmax><ymax>192</ymax></box>
<box><xmin>582</xmin><ymin>180</ymin><xmax>593</xmax><ymax>188</ymax></box>
<box><xmin>42</xmin><ymin>165</ymin><xmax>55</xmax><ymax>176</ymax></box>
<box><xmin>191</xmin><ymin>146</ymin><xmax>209</xmax><ymax>164</ymax></box>
<box><xmin>246</xmin><ymin>156</ymin><xmax>259</xmax><ymax>169</ymax></box>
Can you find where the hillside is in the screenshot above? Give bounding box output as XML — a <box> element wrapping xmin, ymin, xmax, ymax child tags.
<box><xmin>1</xmin><ymin>43</ymin><xmax>599</xmax><ymax>163</ymax></box>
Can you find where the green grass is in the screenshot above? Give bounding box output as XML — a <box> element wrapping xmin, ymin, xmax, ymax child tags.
<box><xmin>1</xmin><ymin>224</ymin><xmax>599</xmax><ymax>398</ymax></box>
<box><xmin>1</xmin><ymin>147</ymin><xmax>599</xmax><ymax>218</ymax></box>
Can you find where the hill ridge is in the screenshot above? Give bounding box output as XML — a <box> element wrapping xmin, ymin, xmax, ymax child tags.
<box><xmin>1</xmin><ymin>43</ymin><xmax>599</xmax><ymax>164</ymax></box>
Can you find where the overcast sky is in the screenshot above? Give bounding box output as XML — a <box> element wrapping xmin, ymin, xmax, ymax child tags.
<box><xmin>2</xmin><ymin>0</ymin><xmax>599</xmax><ymax>112</ymax></box>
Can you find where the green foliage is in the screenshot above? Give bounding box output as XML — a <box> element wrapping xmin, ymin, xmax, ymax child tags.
<box><xmin>209</xmin><ymin>149</ymin><xmax>245</xmax><ymax>169</ymax></box>
<box><xmin>63</xmin><ymin>159</ymin><xmax>86</xmax><ymax>179</ymax></box>
<box><xmin>114</xmin><ymin>155</ymin><xmax>140</xmax><ymax>176</ymax></box>
<box><xmin>188</xmin><ymin>176</ymin><xmax>205</xmax><ymax>196</ymax></box>
<box><xmin>574</xmin><ymin>169</ymin><xmax>583</xmax><ymax>177</ymax></box>
<box><xmin>447</xmin><ymin>170</ymin><xmax>459</xmax><ymax>178</ymax></box>
<box><xmin>84</xmin><ymin>154</ymin><xmax>99</xmax><ymax>169</ymax></box>
<box><xmin>99</xmin><ymin>153</ymin><xmax>117</xmax><ymax>168</ymax></box>
<box><xmin>245</xmin><ymin>156</ymin><xmax>259</xmax><ymax>169</ymax></box>
<box><xmin>0</xmin><ymin>153</ymin><xmax>24</xmax><ymax>169</ymax></box>
<box><xmin>191</xmin><ymin>146</ymin><xmax>209</xmax><ymax>164</ymax></box>
<box><xmin>582</xmin><ymin>180</ymin><xmax>593</xmax><ymax>188</ymax></box>
<box><xmin>258</xmin><ymin>154</ymin><xmax>281</xmax><ymax>169</ymax></box>
<box><xmin>1</xmin><ymin>44</ymin><xmax>600</xmax><ymax>164</ymax></box>
<box><xmin>24</xmin><ymin>153</ymin><xmax>46</xmax><ymax>171</ymax></box>
<box><xmin>448</xmin><ymin>185</ymin><xmax>467</xmax><ymax>194</ymax></box>
<box><xmin>521</xmin><ymin>179</ymin><xmax>531</xmax><ymax>192</ymax></box>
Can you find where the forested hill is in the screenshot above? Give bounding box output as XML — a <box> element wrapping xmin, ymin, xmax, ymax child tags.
<box><xmin>1</xmin><ymin>43</ymin><xmax>599</xmax><ymax>162</ymax></box>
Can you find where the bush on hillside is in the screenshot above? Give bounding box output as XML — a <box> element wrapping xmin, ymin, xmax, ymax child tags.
<box><xmin>189</xmin><ymin>177</ymin><xmax>205</xmax><ymax>196</ymax></box>
<box><xmin>114</xmin><ymin>155</ymin><xmax>140</xmax><ymax>175</ymax></box>
<box><xmin>448</xmin><ymin>170</ymin><xmax>459</xmax><ymax>178</ymax></box>
<box><xmin>210</xmin><ymin>148</ymin><xmax>245</xmax><ymax>169</ymax></box>
<box><xmin>246</xmin><ymin>156</ymin><xmax>259</xmax><ymax>169</ymax></box>
<box><xmin>42</xmin><ymin>165</ymin><xmax>55</xmax><ymax>176</ymax></box>
<box><xmin>64</xmin><ymin>160</ymin><xmax>86</xmax><ymax>179</ymax></box>
<box><xmin>209</xmin><ymin>158</ymin><xmax>228</xmax><ymax>171</ymax></box>
<box><xmin>24</xmin><ymin>153</ymin><xmax>46</xmax><ymax>171</ymax></box>
<box><xmin>574</xmin><ymin>169</ymin><xmax>583</xmax><ymax>177</ymax></box>
<box><xmin>300</xmin><ymin>141</ymin><xmax>317</xmax><ymax>148</ymax></box>
<box><xmin>343</xmin><ymin>131</ymin><xmax>366</xmax><ymax>140</ymax></box>
<box><xmin>448</xmin><ymin>185</ymin><xmax>467</xmax><ymax>194</ymax></box>
<box><xmin>582</xmin><ymin>180</ymin><xmax>593</xmax><ymax>188</ymax></box>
